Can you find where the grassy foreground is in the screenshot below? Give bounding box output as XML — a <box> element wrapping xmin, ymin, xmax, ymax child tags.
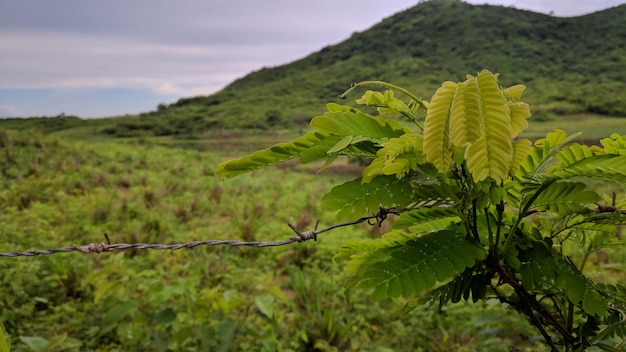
<box><xmin>0</xmin><ymin>130</ymin><xmax>564</xmax><ymax>351</ymax></box>
<box><xmin>3</xmin><ymin>128</ymin><xmax>626</xmax><ymax>351</ymax></box>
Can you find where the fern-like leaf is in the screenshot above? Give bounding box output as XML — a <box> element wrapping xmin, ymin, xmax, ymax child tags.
<box><xmin>449</xmin><ymin>76</ymin><xmax>482</xmax><ymax>146</ymax></box>
<box><xmin>519</xmin><ymin>244</ymin><xmax>607</xmax><ymax>316</ymax></box>
<box><xmin>554</xmin><ymin>143</ymin><xmax>600</xmax><ymax>168</ymax></box>
<box><xmin>516</xmin><ymin>129</ymin><xmax>582</xmax><ymax>180</ymax></box>
<box><xmin>320</xmin><ymin>176</ymin><xmax>414</xmax><ymax>221</ymax></box>
<box><xmin>502</xmin><ymin>84</ymin><xmax>526</xmax><ymax>101</ymax></box>
<box><xmin>216</xmin><ymin>131</ymin><xmax>337</xmax><ymax>177</ymax></box>
<box><xmin>362</xmin><ymin>134</ymin><xmax>424</xmax><ymax>183</ymax></box>
<box><xmin>358</xmin><ymin>230</ymin><xmax>486</xmax><ymax>300</ymax></box>
<box><xmin>527</xmin><ymin>181</ymin><xmax>600</xmax><ymax>215</ymax></box>
<box><xmin>311</xmin><ymin>103</ymin><xmax>408</xmax><ymax>143</ymax></box>
<box><xmin>355</xmin><ymin>90</ymin><xmax>414</xmax><ymax>117</ymax></box>
<box><xmin>412</xmin><ymin>181</ymin><xmax>461</xmax><ymax>206</ymax></box>
<box><xmin>511</xmin><ymin>139</ymin><xmax>532</xmax><ymax>175</ymax></box>
<box><xmin>392</xmin><ymin>208</ymin><xmax>460</xmax><ymax>233</ymax></box>
<box><xmin>336</xmin><ymin>231</ymin><xmax>415</xmax><ymax>288</ymax></box>
<box><xmin>508</xmin><ymin>101</ymin><xmax>531</xmax><ymax>138</ymax></box>
<box><xmin>423</xmin><ymin>81</ymin><xmax>457</xmax><ymax>173</ymax></box>
<box><xmin>551</xmin><ymin>154</ymin><xmax>626</xmax><ymax>185</ymax></box>
<box><xmin>418</xmin><ymin>267</ymin><xmax>476</xmax><ymax>309</ymax></box>
<box><xmin>600</xmin><ymin>133</ymin><xmax>626</xmax><ymax>155</ymax></box>
<box><xmin>464</xmin><ymin>70</ymin><xmax>513</xmax><ymax>182</ymax></box>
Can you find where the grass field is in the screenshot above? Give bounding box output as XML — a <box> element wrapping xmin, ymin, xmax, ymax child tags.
<box><xmin>521</xmin><ymin>113</ymin><xmax>626</xmax><ymax>142</ymax></box>
<box><xmin>1</xmin><ymin>130</ymin><xmax>561</xmax><ymax>352</ymax></box>
<box><xmin>1</xmin><ymin>111</ymin><xmax>625</xmax><ymax>350</ymax></box>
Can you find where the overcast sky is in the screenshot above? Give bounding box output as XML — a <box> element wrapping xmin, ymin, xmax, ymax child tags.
<box><xmin>0</xmin><ymin>0</ymin><xmax>623</xmax><ymax>118</ymax></box>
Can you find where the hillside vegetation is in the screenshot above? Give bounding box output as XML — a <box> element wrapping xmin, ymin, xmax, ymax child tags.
<box><xmin>100</xmin><ymin>0</ymin><xmax>626</xmax><ymax>136</ymax></box>
<box><xmin>2</xmin><ymin>0</ymin><xmax>626</xmax><ymax>136</ymax></box>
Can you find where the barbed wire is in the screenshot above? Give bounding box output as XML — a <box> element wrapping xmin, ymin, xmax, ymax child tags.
<box><xmin>0</xmin><ymin>206</ymin><xmax>401</xmax><ymax>258</ymax></box>
<box><xmin>2</xmin><ymin>199</ymin><xmax>623</xmax><ymax>258</ymax></box>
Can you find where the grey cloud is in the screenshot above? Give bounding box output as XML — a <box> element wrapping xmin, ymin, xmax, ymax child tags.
<box><xmin>463</xmin><ymin>0</ymin><xmax>624</xmax><ymax>16</ymax></box>
<box><xmin>1</xmin><ymin>0</ymin><xmax>623</xmax><ymax>107</ymax></box>
<box><xmin>0</xmin><ymin>0</ymin><xmax>399</xmax><ymax>46</ymax></box>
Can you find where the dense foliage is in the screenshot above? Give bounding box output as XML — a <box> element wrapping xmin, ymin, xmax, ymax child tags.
<box><xmin>218</xmin><ymin>70</ymin><xmax>626</xmax><ymax>350</ymax></box>
<box><xmin>1</xmin><ymin>130</ymin><xmax>557</xmax><ymax>351</ymax></box>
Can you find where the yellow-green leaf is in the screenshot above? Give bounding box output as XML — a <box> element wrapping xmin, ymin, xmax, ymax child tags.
<box><xmin>423</xmin><ymin>81</ymin><xmax>457</xmax><ymax>173</ymax></box>
<box><xmin>450</xmin><ymin>75</ymin><xmax>482</xmax><ymax>146</ymax></box>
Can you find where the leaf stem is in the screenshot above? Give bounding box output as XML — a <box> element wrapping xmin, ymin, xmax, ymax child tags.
<box><xmin>501</xmin><ymin>180</ymin><xmax>556</xmax><ymax>254</ymax></box>
<box><xmin>338</xmin><ymin>80</ymin><xmax>426</xmax><ymax>130</ymax></box>
<box><xmin>494</xmin><ymin>201</ymin><xmax>504</xmax><ymax>256</ymax></box>
<box><xmin>485</xmin><ymin>208</ymin><xmax>494</xmax><ymax>249</ymax></box>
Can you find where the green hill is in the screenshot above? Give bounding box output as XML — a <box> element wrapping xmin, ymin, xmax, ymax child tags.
<box><xmin>5</xmin><ymin>0</ymin><xmax>626</xmax><ymax>136</ymax></box>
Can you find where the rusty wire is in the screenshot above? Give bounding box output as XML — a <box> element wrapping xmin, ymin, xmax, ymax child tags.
<box><xmin>0</xmin><ymin>206</ymin><xmax>400</xmax><ymax>258</ymax></box>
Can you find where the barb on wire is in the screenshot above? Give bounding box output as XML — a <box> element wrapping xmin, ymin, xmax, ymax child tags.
<box><xmin>596</xmin><ymin>193</ymin><xmax>626</xmax><ymax>214</ymax></box>
<box><xmin>0</xmin><ymin>205</ymin><xmax>402</xmax><ymax>258</ymax></box>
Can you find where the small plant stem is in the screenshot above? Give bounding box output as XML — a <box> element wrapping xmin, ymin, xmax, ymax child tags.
<box><xmin>579</xmin><ymin>241</ymin><xmax>593</xmax><ymax>273</ymax></box>
<box><xmin>338</xmin><ymin>80</ymin><xmax>426</xmax><ymax>130</ymax></box>
<box><xmin>339</xmin><ymin>81</ymin><xmax>428</xmax><ymax>110</ymax></box>
<box><xmin>485</xmin><ymin>208</ymin><xmax>494</xmax><ymax>249</ymax></box>
<box><xmin>502</xmin><ymin>180</ymin><xmax>555</xmax><ymax>254</ymax></box>
<box><xmin>494</xmin><ymin>201</ymin><xmax>504</xmax><ymax>257</ymax></box>
<box><xmin>567</xmin><ymin>300</ymin><xmax>574</xmax><ymax>346</ymax></box>
<box><xmin>471</xmin><ymin>200</ymin><xmax>478</xmax><ymax>241</ymax></box>
<box><xmin>495</xmin><ymin>262</ymin><xmax>578</xmax><ymax>348</ymax></box>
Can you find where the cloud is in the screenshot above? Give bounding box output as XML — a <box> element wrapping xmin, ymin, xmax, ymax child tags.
<box><xmin>464</xmin><ymin>0</ymin><xmax>624</xmax><ymax>16</ymax></box>
<box><xmin>0</xmin><ymin>105</ymin><xmax>18</xmax><ymax>117</ymax></box>
<box><xmin>0</xmin><ymin>0</ymin><xmax>623</xmax><ymax>117</ymax></box>
<box><xmin>0</xmin><ymin>30</ymin><xmax>319</xmax><ymax>97</ymax></box>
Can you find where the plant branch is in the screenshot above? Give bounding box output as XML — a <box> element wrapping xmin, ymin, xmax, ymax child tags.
<box><xmin>494</xmin><ymin>261</ymin><xmax>578</xmax><ymax>348</ymax></box>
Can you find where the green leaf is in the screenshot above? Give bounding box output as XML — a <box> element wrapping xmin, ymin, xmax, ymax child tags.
<box><xmin>518</xmin><ymin>244</ymin><xmax>607</xmax><ymax>316</ymax></box>
<box><xmin>502</xmin><ymin>84</ymin><xmax>526</xmax><ymax>101</ymax></box>
<box><xmin>362</xmin><ymin>134</ymin><xmax>424</xmax><ymax>183</ymax></box>
<box><xmin>152</xmin><ymin>307</ymin><xmax>177</xmax><ymax>325</ymax></box>
<box><xmin>508</xmin><ymin>102</ymin><xmax>530</xmax><ymax>138</ymax></box>
<box><xmin>449</xmin><ymin>75</ymin><xmax>482</xmax><ymax>146</ymax></box>
<box><xmin>311</xmin><ymin>105</ymin><xmax>408</xmax><ymax>142</ymax></box>
<box><xmin>423</xmin><ymin>81</ymin><xmax>457</xmax><ymax>173</ymax></box>
<box><xmin>554</xmin><ymin>143</ymin><xmax>599</xmax><ymax>167</ymax></box>
<box><xmin>0</xmin><ymin>322</ymin><xmax>9</xmax><ymax>352</ymax></box>
<box><xmin>510</xmin><ymin>139</ymin><xmax>532</xmax><ymax>174</ymax></box>
<box><xmin>527</xmin><ymin>181</ymin><xmax>599</xmax><ymax>215</ymax></box>
<box><xmin>215</xmin><ymin>318</ymin><xmax>238</xmax><ymax>352</ymax></box>
<box><xmin>19</xmin><ymin>336</ymin><xmax>49</xmax><ymax>352</ymax></box>
<box><xmin>421</xmin><ymin>268</ymin><xmax>476</xmax><ymax>308</ymax></box>
<box><xmin>392</xmin><ymin>208</ymin><xmax>459</xmax><ymax>232</ymax></box>
<box><xmin>464</xmin><ymin>70</ymin><xmax>513</xmax><ymax>182</ymax></box>
<box><xmin>516</xmin><ymin>129</ymin><xmax>581</xmax><ymax>180</ymax></box>
<box><xmin>599</xmin><ymin>133</ymin><xmax>626</xmax><ymax>155</ymax></box>
<box><xmin>327</xmin><ymin>135</ymin><xmax>354</xmax><ymax>154</ymax></box>
<box><xmin>358</xmin><ymin>230</ymin><xmax>486</xmax><ymax>300</ymax></box>
<box><xmin>103</xmin><ymin>299</ymin><xmax>139</xmax><ymax>328</ymax></box>
<box><xmin>355</xmin><ymin>90</ymin><xmax>413</xmax><ymax>117</ymax></box>
<box><xmin>552</xmin><ymin>154</ymin><xmax>626</xmax><ymax>185</ymax></box>
<box><xmin>320</xmin><ymin>176</ymin><xmax>414</xmax><ymax>221</ymax></box>
<box><xmin>582</xmin><ymin>290</ymin><xmax>608</xmax><ymax>317</ymax></box>
<box><xmin>216</xmin><ymin>131</ymin><xmax>335</xmax><ymax>177</ymax></box>
<box><xmin>254</xmin><ymin>293</ymin><xmax>275</xmax><ymax>320</ymax></box>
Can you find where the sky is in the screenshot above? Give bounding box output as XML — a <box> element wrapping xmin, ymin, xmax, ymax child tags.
<box><xmin>0</xmin><ymin>0</ymin><xmax>624</xmax><ymax>118</ymax></box>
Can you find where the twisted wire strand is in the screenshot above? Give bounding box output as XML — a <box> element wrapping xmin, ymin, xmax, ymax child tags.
<box><xmin>3</xmin><ymin>201</ymin><xmax>621</xmax><ymax>258</ymax></box>
<box><xmin>0</xmin><ymin>206</ymin><xmax>400</xmax><ymax>258</ymax></box>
